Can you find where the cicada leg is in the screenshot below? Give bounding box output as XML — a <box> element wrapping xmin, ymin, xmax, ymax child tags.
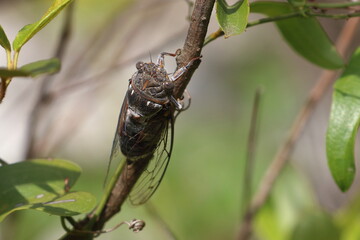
<box><xmin>174</xmin><ymin>89</ymin><xmax>191</xmax><ymax>120</ymax></box>
<box><xmin>170</xmin><ymin>55</ymin><xmax>201</xmax><ymax>81</ymax></box>
<box><xmin>156</xmin><ymin>49</ymin><xmax>181</xmax><ymax>68</ymax></box>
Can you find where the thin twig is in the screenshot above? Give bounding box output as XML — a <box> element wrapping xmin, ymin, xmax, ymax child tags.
<box><xmin>241</xmin><ymin>88</ymin><xmax>262</xmax><ymax>217</ymax></box>
<box><xmin>237</xmin><ymin>18</ymin><xmax>360</xmax><ymax>240</ymax></box>
<box><xmin>204</xmin><ymin>10</ymin><xmax>360</xmax><ymax>46</ymax></box>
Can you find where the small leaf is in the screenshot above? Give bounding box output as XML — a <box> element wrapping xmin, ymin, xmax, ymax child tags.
<box><xmin>0</xmin><ymin>68</ymin><xmax>30</xmax><ymax>78</ymax></box>
<box><xmin>216</xmin><ymin>0</ymin><xmax>249</xmax><ymax>38</ymax></box>
<box><xmin>13</xmin><ymin>0</ymin><xmax>73</xmax><ymax>51</ymax></box>
<box><xmin>0</xmin><ymin>25</ymin><xmax>11</xmax><ymax>51</ymax></box>
<box><xmin>326</xmin><ymin>47</ymin><xmax>360</xmax><ymax>191</ymax></box>
<box><xmin>19</xmin><ymin>58</ymin><xmax>61</xmax><ymax>77</ymax></box>
<box><xmin>250</xmin><ymin>2</ymin><xmax>344</xmax><ymax>69</ymax></box>
<box><xmin>0</xmin><ymin>58</ymin><xmax>60</xmax><ymax>78</ymax></box>
<box><xmin>0</xmin><ymin>159</ymin><xmax>95</xmax><ymax>222</ymax></box>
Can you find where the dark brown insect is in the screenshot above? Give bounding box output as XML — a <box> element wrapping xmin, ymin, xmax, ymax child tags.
<box><xmin>109</xmin><ymin>51</ymin><xmax>200</xmax><ymax>205</ymax></box>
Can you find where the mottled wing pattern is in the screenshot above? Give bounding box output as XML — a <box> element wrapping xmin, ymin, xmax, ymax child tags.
<box><xmin>128</xmin><ymin>117</ymin><xmax>174</xmax><ymax>205</ymax></box>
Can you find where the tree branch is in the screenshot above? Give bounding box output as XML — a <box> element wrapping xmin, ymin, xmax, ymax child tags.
<box><xmin>174</xmin><ymin>0</ymin><xmax>215</xmax><ymax>99</ymax></box>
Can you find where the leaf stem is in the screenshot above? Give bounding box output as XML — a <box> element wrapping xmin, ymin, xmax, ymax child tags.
<box><xmin>4</xmin><ymin>51</ymin><xmax>20</xmax><ymax>87</ymax></box>
<box><xmin>204</xmin><ymin>9</ymin><xmax>360</xmax><ymax>46</ymax></box>
<box><xmin>302</xmin><ymin>1</ymin><xmax>360</xmax><ymax>8</ymax></box>
<box><xmin>309</xmin><ymin>11</ymin><xmax>360</xmax><ymax>19</ymax></box>
<box><xmin>204</xmin><ymin>12</ymin><xmax>301</xmax><ymax>46</ymax></box>
<box><xmin>247</xmin><ymin>12</ymin><xmax>301</xmax><ymax>27</ymax></box>
<box><xmin>12</xmin><ymin>51</ymin><xmax>19</xmax><ymax>69</ymax></box>
<box><xmin>6</xmin><ymin>49</ymin><xmax>11</xmax><ymax>68</ymax></box>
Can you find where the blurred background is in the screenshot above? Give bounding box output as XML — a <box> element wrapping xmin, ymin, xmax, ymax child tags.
<box><xmin>0</xmin><ymin>0</ymin><xmax>360</xmax><ymax>239</ymax></box>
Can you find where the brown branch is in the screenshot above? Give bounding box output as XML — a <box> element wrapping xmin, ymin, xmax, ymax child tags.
<box><xmin>94</xmin><ymin>156</ymin><xmax>150</xmax><ymax>230</ymax></box>
<box><xmin>237</xmin><ymin>18</ymin><xmax>360</xmax><ymax>240</ymax></box>
<box><xmin>174</xmin><ymin>0</ymin><xmax>215</xmax><ymax>99</ymax></box>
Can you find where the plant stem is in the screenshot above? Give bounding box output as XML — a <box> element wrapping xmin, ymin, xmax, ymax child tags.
<box><xmin>0</xmin><ymin>78</ymin><xmax>6</xmax><ymax>103</ymax></box>
<box><xmin>6</xmin><ymin>49</ymin><xmax>11</xmax><ymax>68</ymax></box>
<box><xmin>303</xmin><ymin>1</ymin><xmax>360</xmax><ymax>8</ymax></box>
<box><xmin>309</xmin><ymin>11</ymin><xmax>360</xmax><ymax>19</ymax></box>
<box><xmin>242</xmin><ymin>88</ymin><xmax>262</xmax><ymax>217</ymax></box>
<box><xmin>204</xmin><ymin>8</ymin><xmax>360</xmax><ymax>46</ymax></box>
<box><xmin>12</xmin><ymin>51</ymin><xmax>19</xmax><ymax>69</ymax></box>
<box><xmin>204</xmin><ymin>12</ymin><xmax>301</xmax><ymax>46</ymax></box>
<box><xmin>247</xmin><ymin>12</ymin><xmax>302</xmax><ymax>27</ymax></box>
<box><xmin>92</xmin><ymin>157</ymin><xmax>127</xmax><ymax>220</ymax></box>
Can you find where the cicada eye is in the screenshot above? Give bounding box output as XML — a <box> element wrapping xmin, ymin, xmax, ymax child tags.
<box><xmin>163</xmin><ymin>81</ymin><xmax>174</xmax><ymax>95</ymax></box>
<box><xmin>136</xmin><ymin>61</ymin><xmax>144</xmax><ymax>70</ymax></box>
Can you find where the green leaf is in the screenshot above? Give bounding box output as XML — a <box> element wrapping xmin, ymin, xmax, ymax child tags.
<box><xmin>19</xmin><ymin>58</ymin><xmax>61</xmax><ymax>77</ymax></box>
<box><xmin>0</xmin><ymin>25</ymin><xmax>11</xmax><ymax>51</ymax></box>
<box><xmin>250</xmin><ymin>2</ymin><xmax>344</xmax><ymax>69</ymax></box>
<box><xmin>0</xmin><ymin>159</ymin><xmax>96</xmax><ymax>222</ymax></box>
<box><xmin>0</xmin><ymin>58</ymin><xmax>60</xmax><ymax>78</ymax></box>
<box><xmin>0</xmin><ymin>68</ymin><xmax>30</xmax><ymax>78</ymax></box>
<box><xmin>216</xmin><ymin>0</ymin><xmax>249</xmax><ymax>38</ymax></box>
<box><xmin>326</xmin><ymin>47</ymin><xmax>360</xmax><ymax>191</ymax></box>
<box><xmin>13</xmin><ymin>0</ymin><xmax>73</xmax><ymax>51</ymax></box>
<box><xmin>290</xmin><ymin>211</ymin><xmax>340</xmax><ymax>240</ymax></box>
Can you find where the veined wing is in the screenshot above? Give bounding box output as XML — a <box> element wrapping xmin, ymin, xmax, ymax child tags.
<box><xmin>104</xmin><ymin>95</ymin><xmax>128</xmax><ymax>187</ymax></box>
<box><xmin>128</xmin><ymin>116</ymin><xmax>174</xmax><ymax>205</ymax></box>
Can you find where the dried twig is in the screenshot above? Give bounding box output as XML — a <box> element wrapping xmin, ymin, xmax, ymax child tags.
<box><xmin>237</xmin><ymin>18</ymin><xmax>360</xmax><ymax>240</ymax></box>
<box><xmin>241</xmin><ymin>88</ymin><xmax>263</xmax><ymax>217</ymax></box>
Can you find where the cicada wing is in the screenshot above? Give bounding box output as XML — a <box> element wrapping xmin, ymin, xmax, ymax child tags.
<box><xmin>128</xmin><ymin>116</ymin><xmax>174</xmax><ymax>205</ymax></box>
<box><xmin>104</xmin><ymin>94</ymin><xmax>129</xmax><ymax>187</ymax></box>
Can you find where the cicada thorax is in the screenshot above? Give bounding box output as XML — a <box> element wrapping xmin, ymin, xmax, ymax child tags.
<box><xmin>119</xmin><ymin>62</ymin><xmax>175</xmax><ymax>161</ymax></box>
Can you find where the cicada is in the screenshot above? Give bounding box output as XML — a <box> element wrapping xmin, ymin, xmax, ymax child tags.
<box><xmin>109</xmin><ymin>51</ymin><xmax>200</xmax><ymax>205</ymax></box>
